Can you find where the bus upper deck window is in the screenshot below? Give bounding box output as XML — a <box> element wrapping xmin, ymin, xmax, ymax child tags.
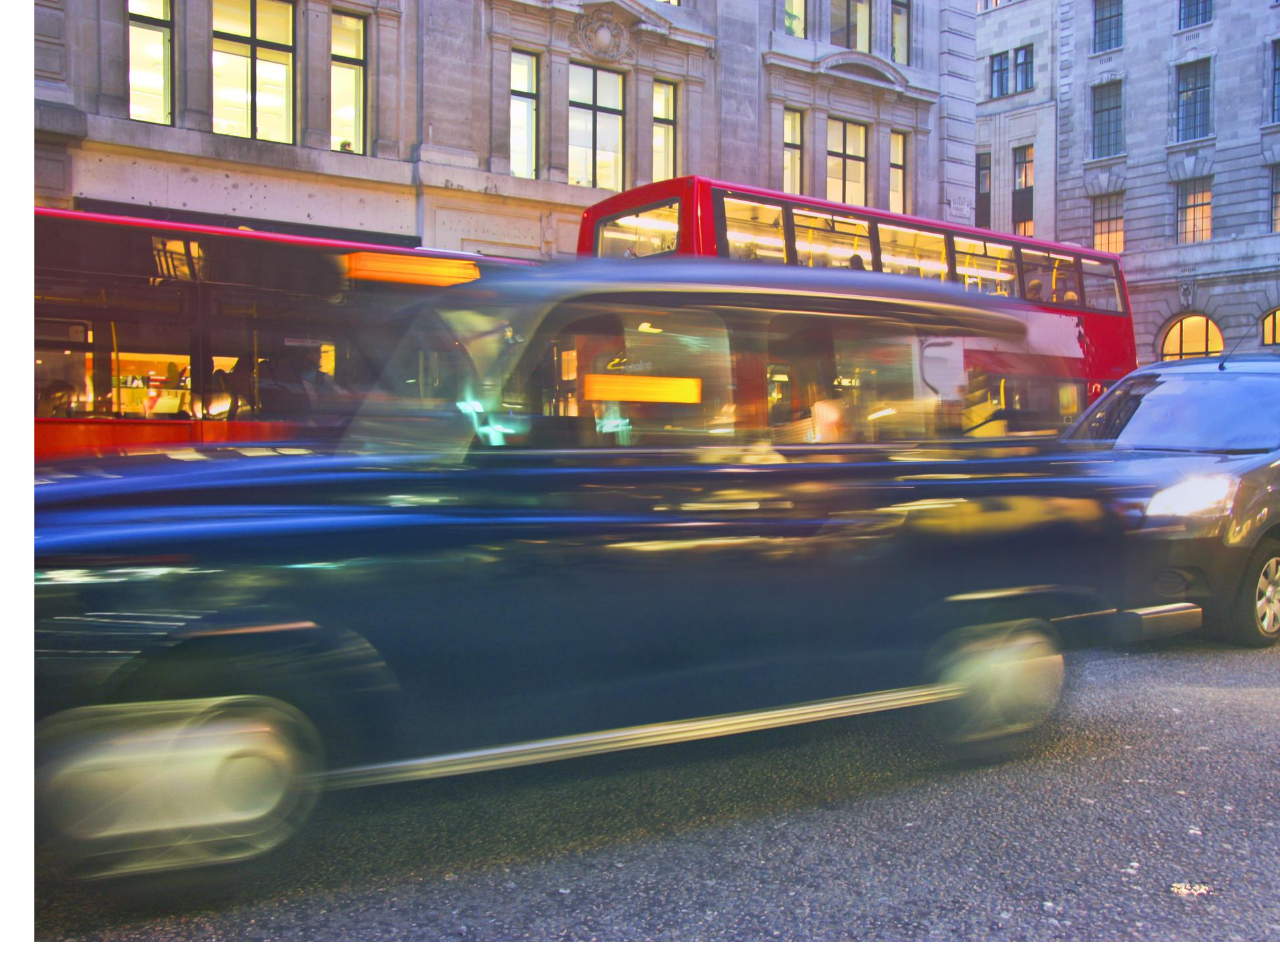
<box><xmin>1020</xmin><ymin>247</ymin><xmax>1082</xmax><ymax>305</ymax></box>
<box><xmin>596</xmin><ymin>201</ymin><xmax>680</xmax><ymax>258</ymax></box>
<box><xmin>1081</xmin><ymin>258</ymin><xmax>1122</xmax><ymax>312</ymax></box>
<box><xmin>877</xmin><ymin>224</ymin><xmax>948</xmax><ymax>283</ymax></box>
<box><xmin>792</xmin><ymin>210</ymin><xmax>872</xmax><ymax>270</ymax></box>
<box><xmin>952</xmin><ymin>235</ymin><xmax>1016</xmax><ymax>298</ymax></box>
<box><xmin>721</xmin><ymin>198</ymin><xmax>787</xmax><ymax>264</ymax></box>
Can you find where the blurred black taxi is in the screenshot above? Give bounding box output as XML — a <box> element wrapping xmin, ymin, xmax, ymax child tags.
<box><xmin>1063</xmin><ymin>353</ymin><xmax>1280</xmax><ymax>648</ymax></box>
<box><xmin>35</xmin><ymin>261</ymin><xmax>1182</xmax><ymax>881</ymax></box>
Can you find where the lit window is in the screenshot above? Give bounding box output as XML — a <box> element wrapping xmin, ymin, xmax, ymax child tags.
<box><xmin>1263</xmin><ymin>308</ymin><xmax>1279</xmax><ymax>347</ymax></box>
<box><xmin>991</xmin><ymin>53</ymin><xmax>1010</xmax><ymax>99</ymax></box>
<box><xmin>724</xmin><ymin>198</ymin><xmax>787</xmax><ymax>263</ymax></box>
<box><xmin>785</xmin><ymin>1</ymin><xmax>807</xmax><ymax>39</ymax></box>
<box><xmin>653</xmin><ymin>81</ymin><xmax>677</xmax><ymax>183</ymax></box>
<box><xmin>1176</xmin><ymin>177</ymin><xmax>1212</xmax><ymax>244</ymax></box>
<box><xmin>1161</xmin><ymin>315</ymin><xmax>1222</xmax><ymax>360</ymax></box>
<box><xmin>511</xmin><ymin>52</ymin><xmax>538</xmax><ymax>179</ymax></box>
<box><xmin>1092</xmin><ymin>193</ymin><xmax>1124</xmax><ymax>253</ymax></box>
<box><xmin>212</xmin><ymin>0</ymin><xmax>295</xmax><ymax>143</ymax></box>
<box><xmin>128</xmin><ymin>1</ymin><xmax>172</xmax><ymax>125</ymax></box>
<box><xmin>891</xmin><ymin>1</ymin><xmax>910</xmax><ymax>66</ymax></box>
<box><xmin>1176</xmin><ymin>59</ymin><xmax>1211</xmax><ymax>142</ymax></box>
<box><xmin>975</xmin><ymin>153</ymin><xmax>991</xmax><ymax>229</ymax></box>
<box><xmin>877</xmin><ymin>223</ymin><xmax>948</xmax><ymax>283</ymax></box>
<box><xmin>1014</xmin><ymin>45</ymin><xmax>1033</xmax><ymax>93</ymax></box>
<box><xmin>331</xmin><ymin>13</ymin><xmax>364</xmax><ymax>154</ymax></box>
<box><xmin>1092</xmin><ymin>82</ymin><xmax>1123</xmax><ymax>158</ymax></box>
<box><xmin>597</xmin><ymin>200</ymin><xmax>680</xmax><ymax>259</ymax></box>
<box><xmin>1013</xmin><ymin>144</ymin><xmax>1034</xmax><ymax>236</ymax></box>
<box><xmin>569</xmin><ymin>64</ymin><xmax>624</xmax><ymax>190</ymax></box>
<box><xmin>1093</xmin><ymin>0</ymin><xmax>1122</xmax><ymax>54</ymax></box>
<box><xmin>1179</xmin><ymin>0</ymin><xmax>1212</xmax><ymax>31</ymax></box>
<box><xmin>830</xmin><ymin>1</ymin><xmax>870</xmax><ymax>53</ymax></box>
<box><xmin>783</xmin><ymin>109</ymin><xmax>804</xmax><ymax>195</ymax></box>
<box><xmin>889</xmin><ymin>131</ymin><xmax>907</xmax><ymax>214</ymax></box>
<box><xmin>826</xmin><ymin>119</ymin><xmax>866</xmax><ymax>206</ymax></box>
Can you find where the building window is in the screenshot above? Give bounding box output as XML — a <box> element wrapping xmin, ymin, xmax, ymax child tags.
<box><xmin>1176</xmin><ymin>59</ymin><xmax>1211</xmax><ymax>142</ymax></box>
<box><xmin>1092</xmin><ymin>193</ymin><xmax>1124</xmax><ymax>252</ymax></box>
<box><xmin>1093</xmin><ymin>0</ymin><xmax>1123</xmax><ymax>54</ymax></box>
<box><xmin>1273</xmin><ymin>40</ymin><xmax>1280</xmax><ymax>124</ymax></box>
<box><xmin>783</xmin><ymin>109</ymin><xmax>804</xmax><ymax>194</ymax></box>
<box><xmin>331</xmin><ymin>13</ymin><xmax>364</xmax><ymax>153</ymax></box>
<box><xmin>510</xmin><ymin>52</ymin><xmax>538</xmax><ymax>179</ymax></box>
<box><xmin>976</xmin><ymin>152</ymin><xmax>991</xmax><ymax>229</ymax></box>
<box><xmin>1178</xmin><ymin>0</ymin><xmax>1211</xmax><ymax>30</ymax></box>
<box><xmin>1161</xmin><ymin>315</ymin><xmax>1222</xmax><ymax>360</ymax></box>
<box><xmin>1092</xmin><ymin>82</ymin><xmax>1123</xmax><ymax>158</ymax></box>
<box><xmin>212</xmin><ymin>0</ymin><xmax>295</xmax><ymax>143</ymax></box>
<box><xmin>1013</xmin><ymin>144</ymin><xmax>1034</xmax><ymax>235</ymax></box>
<box><xmin>1273</xmin><ymin>167</ymin><xmax>1280</xmax><ymax>233</ymax></box>
<box><xmin>889</xmin><ymin>132</ymin><xmax>907</xmax><ymax>214</ymax></box>
<box><xmin>1176</xmin><ymin>177</ymin><xmax>1212</xmax><ymax>243</ymax></box>
<box><xmin>891</xmin><ymin>1</ymin><xmax>910</xmax><ymax>66</ymax></box>
<box><xmin>825</xmin><ymin>120</ymin><xmax>866</xmax><ymax>205</ymax></box>
<box><xmin>830</xmin><ymin>1</ymin><xmax>870</xmax><ymax>53</ymax></box>
<box><xmin>1014</xmin><ymin>46</ymin><xmax>1034</xmax><ymax>93</ymax></box>
<box><xmin>991</xmin><ymin>53</ymin><xmax>1010</xmax><ymax>99</ymax></box>
<box><xmin>128</xmin><ymin>1</ymin><xmax>172</xmax><ymax>125</ymax></box>
<box><xmin>1263</xmin><ymin>308</ymin><xmax>1280</xmax><ymax>346</ymax></box>
<box><xmin>653</xmin><ymin>81</ymin><xmax>677</xmax><ymax>183</ymax></box>
<box><xmin>785</xmin><ymin>0</ymin><xmax>807</xmax><ymax>39</ymax></box>
<box><xmin>569</xmin><ymin>64</ymin><xmax>624</xmax><ymax>190</ymax></box>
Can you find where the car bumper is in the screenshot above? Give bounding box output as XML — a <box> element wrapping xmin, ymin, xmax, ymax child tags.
<box><xmin>1052</xmin><ymin>602</ymin><xmax>1203</xmax><ymax>646</ymax></box>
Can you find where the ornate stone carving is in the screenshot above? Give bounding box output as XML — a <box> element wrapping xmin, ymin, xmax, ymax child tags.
<box><xmin>569</xmin><ymin>8</ymin><xmax>636</xmax><ymax>63</ymax></box>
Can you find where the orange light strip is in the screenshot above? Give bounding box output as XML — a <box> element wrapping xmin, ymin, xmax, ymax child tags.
<box><xmin>346</xmin><ymin>252</ymin><xmax>480</xmax><ymax>286</ymax></box>
<box><xmin>582</xmin><ymin>374</ymin><xmax>702</xmax><ymax>404</ymax></box>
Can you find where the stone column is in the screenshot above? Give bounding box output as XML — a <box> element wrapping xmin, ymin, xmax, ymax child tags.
<box><xmin>633</xmin><ymin>67</ymin><xmax>655</xmax><ymax>186</ymax></box>
<box><xmin>300</xmin><ymin>0</ymin><xmax>331</xmax><ymax>150</ymax></box>
<box><xmin>488</xmin><ymin>34</ymin><xmax>512</xmax><ymax>175</ymax></box>
<box><xmin>683</xmin><ymin>78</ymin><xmax>704</xmax><ymax>179</ymax></box>
<box><xmin>178</xmin><ymin>0</ymin><xmax>213</xmax><ymax>131</ymax></box>
<box><xmin>97</xmin><ymin>0</ymin><xmax>129</xmax><ymax>119</ymax></box>
<box><xmin>372</xmin><ymin>3</ymin><xmax>402</xmax><ymax>159</ymax></box>
<box><xmin>546</xmin><ymin>50</ymin><xmax>571</xmax><ymax>183</ymax></box>
<box><xmin>935</xmin><ymin>0</ymin><xmax>977</xmax><ymax>225</ymax></box>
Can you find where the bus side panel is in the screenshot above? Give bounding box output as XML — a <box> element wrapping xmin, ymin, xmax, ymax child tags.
<box><xmin>35</xmin><ymin>419</ymin><xmax>196</xmax><ymax>461</ymax></box>
<box><xmin>1077</xmin><ymin>312</ymin><xmax>1139</xmax><ymax>382</ymax></box>
<box><xmin>196</xmin><ymin>421</ymin><xmax>301</xmax><ymax>445</ymax></box>
<box><xmin>686</xmin><ymin>178</ymin><xmax>715</xmax><ymax>255</ymax></box>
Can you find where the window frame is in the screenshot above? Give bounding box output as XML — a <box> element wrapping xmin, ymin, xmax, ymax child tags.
<box><xmin>1273</xmin><ymin>40</ymin><xmax>1280</xmax><ymax>125</ymax></box>
<box><xmin>1175</xmin><ymin>58</ymin><xmax>1211</xmax><ymax>143</ymax></box>
<box><xmin>975</xmin><ymin>152</ymin><xmax>991</xmax><ymax>229</ymax></box>
<box><xmin>211</xmin><ymin>0</ymin><xmax>297</xmax><ymax>144</ymax></box>
<box><xmin>1012</xmin><ymin>144</ymin><xmax>1034</xmax><ymax>237</ymax></box>
<box><xmin>1014</xmin><ymin>45</ymin><xmax>1034</xmax><ymax>93</ymax></box>
<box><xmin>783</xmin><ymin>108</ymin><xmax>805</xmax><ymax>195</ymax></box>
<box><xmin>1091</xmin><ymin>192</ymin><xmax>1124</xmax><ymax>253</ymax></box>
<box><xmin>652</xmin><ymin>80</ymin><xmax>678</xmax><ymax>183</ymax></box>
<box><xmin>1263</xmin><ymin>308</ymin><xmax>1280</xmax><ymax>347</ymax></box>
<box><xmin>127</xmin><ymin>0</ymin><xmax>174</xmax><ymax>126</ymax></box>
<box><xmin>1176</xmin><ymin>177</ymin><xmax>1213</xmax><ymax>244</ymax></box>
<box><xmin>568</xmin><ymin>63</ymin><xmax>626</xmax><ymax>191</ymax></box>
<box><xmin>1178</xmin><ymin>0</ymin><xmax>1212</xmax><ymax>31</ymax></box>
<box><xmin>889</xmin><ymin>131</ymin><xmax>907</xmax><ymax>215</ymax></box>
<box><xmin>785</xmin><ymin>0</ymin><xmax>807</xmax><ymax>40</ymax></box>
<box><xmin>830</xmin><ymin>0</ymin><xmax>871</xmax><ymax>53</ymax></box>
<box><xmin>1093</xmin><ymin>0</ymin><xmax>1123</xmax><ymax>54</ymax></box>
<box><xmin>1272</xmin><ymin>166</ymin><xmax>1280</xmax><ymax>234</ymax></box>
<box><xmin>1160</xmin><ymin>314</ymin><xmax>1222</xmax><ymax>361</ymax></box>
<box><xmin>891</xmin><ymin>0</ymin><xmax>910</xmax><ymax>67</ymax></box>
<box><xmin>510</xmin><ymin>50</ymin><xmax>540</xmax><ymax>180</ymax></box>
<box><xmin>330</xmin><ymin>10</ymin><xmax>367</xmax><ymax>155</ymax></box>
<box><xmin>825</xmin><ymin>118</ymin><xmax>867</xmax><ymax>206</ymax></box>
<box><xmin>990</xmin><ymin>52</ymin><xmax>1010</xmax><ymax>99</ymax></box>
<box><xmin>1092</xmin><ymin>81</ymin><xmax>1123</xmax><ymax>159</ymax></box>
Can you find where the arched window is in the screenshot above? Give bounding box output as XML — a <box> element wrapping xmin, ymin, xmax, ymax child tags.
<box><xmin>1263</xmin><ymin>309</ymin><xmax>1279</xmax><ymax>346</ymax></box>
<box><xmin>1160</xmin><ymin>314</ymin><xmax>1223</xmax><ymax>361</ymax></box>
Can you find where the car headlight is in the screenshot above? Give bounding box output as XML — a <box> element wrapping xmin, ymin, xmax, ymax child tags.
<box><xmin>1146</xmin><ymin>475</ymin><xmax>1240</xmax><ymax>519</ymax></box>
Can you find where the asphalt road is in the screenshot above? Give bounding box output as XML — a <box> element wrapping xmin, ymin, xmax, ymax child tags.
<box><xmin>35</xmin><ymin>634</ymin><xmax>1280</xmax><ymax>941</ymax></box>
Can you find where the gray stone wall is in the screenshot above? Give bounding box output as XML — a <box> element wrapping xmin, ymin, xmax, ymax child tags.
<box><xmin>1055</xmin><ymin>0</ymin><xmax>1280</xmax><ymax>361</ymax></box>
<box><xmin>34</xmin><ymin>1</ymin><xmax>977</xmax><ymax>257</ymax></box>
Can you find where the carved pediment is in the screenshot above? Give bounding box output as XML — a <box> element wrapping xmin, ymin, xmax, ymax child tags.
<box><xmin>819</xmin><ymin>51</ymin><xmax>911</xmax><ymax>90</ymax></box>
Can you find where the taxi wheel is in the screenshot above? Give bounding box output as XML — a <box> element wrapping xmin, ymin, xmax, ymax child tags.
<box><xmin>1229</xmin><ymin>540</ymin><xmax>1280</xmax><ymax>648</ymax></box>
<box><xmin>926</xmin><ymin>620</ymin><xmax>1065</xmax><ymax>761</ymax></box>
<box><xmin>36</xmin><ymin>695</ymin><xmax>324</xmax><ymax>881</ymax></box>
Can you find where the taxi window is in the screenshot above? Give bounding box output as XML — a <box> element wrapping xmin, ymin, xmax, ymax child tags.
<box><xmin>496</xmin><ymin>306</ymin><xmax>735</xmax><ymax>447</ymax></box>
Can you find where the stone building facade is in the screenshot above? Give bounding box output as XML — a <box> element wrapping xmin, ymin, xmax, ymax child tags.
<box><xmin>34</xmin><ymin>1</ymin><xmax>978</xmax><ymax>259</ymax></box>
<box><xmin>974</xmin><ymin>0</ymin><xmax>1058</xmax><ymax>238</ymax></box>
<box><xmin>977</xmin><ymin>0</ymin><xmax>1280</xmax><ymax>363</ymax></box>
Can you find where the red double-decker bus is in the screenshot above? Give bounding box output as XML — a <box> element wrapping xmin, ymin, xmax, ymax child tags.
<box><xmin>34</xmin><ymin>207</ymin><xmax>524</xmax><ymax>460</ymax></box>
<box><xmin>578</xmin><ymin>176</ymin><xmax>1136</xmax><ymax>437</ymax></box>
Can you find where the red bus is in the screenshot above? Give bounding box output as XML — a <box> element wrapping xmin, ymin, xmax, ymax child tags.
<box><xmin>34</xmin><ymin>207</ymin><xmax>523</xmax><ymax>460</ymax></box>
<box><xmin>578</xmin><ymin>176</ymin><xmax>1136</xmax><ymax>437</ymax></box>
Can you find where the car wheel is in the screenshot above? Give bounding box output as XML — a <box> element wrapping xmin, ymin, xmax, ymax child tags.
<box><xmin>926</xmin><ymin>620</ymin><xmax>1065</xmax><ymax>761</ymax></box>
<box><xmin>36</xmin><ymin>694</ymin><xmax>324</xmax><ymax>881</ymax></box>
<box><xmin>1229</xmin><ymin>539</ymin><xmax>1280</xmax><ymax>648</ymax></box>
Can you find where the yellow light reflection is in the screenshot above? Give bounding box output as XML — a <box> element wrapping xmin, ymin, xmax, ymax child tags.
<box><xmin>583</xmin><ymin>374</ymin><xmax>702</xmax><ymax>404</ymax></box>
<box><xmin>346</xmin><ymin>252</ymin><xmax>480</xmax><ymax>286</ymax></box>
